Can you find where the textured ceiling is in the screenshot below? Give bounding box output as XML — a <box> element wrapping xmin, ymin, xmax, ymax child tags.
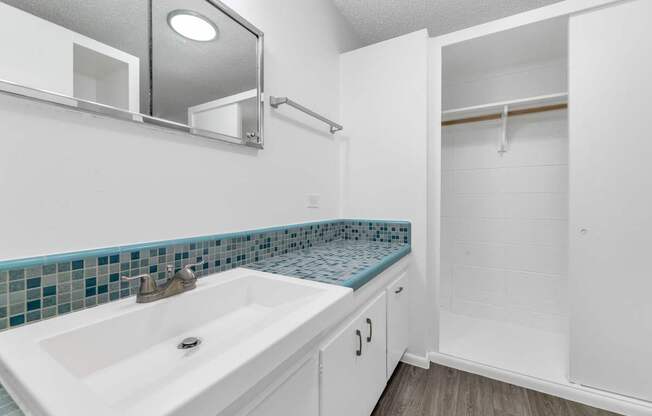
<box><xmin>1</xmin><ymin>0</ymin><xmax>256</xmax><ymax>123</ymax></box>
<box><xmin>332</xmin><ymin>0</ymin><xmax>566</xmax><ymax>44</ymax></box>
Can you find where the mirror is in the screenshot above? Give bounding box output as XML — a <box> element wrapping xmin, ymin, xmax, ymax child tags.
<box><xmin>0</xmin><ymin>0</ymin><xmax>264</xmax><ymax>147</ymax></box>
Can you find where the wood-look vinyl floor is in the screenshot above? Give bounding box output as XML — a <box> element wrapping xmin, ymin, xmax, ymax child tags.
<box><xmin>371</xmin><ymin>363</ymin><xmax>623</xmax><ymax>416</ymax></box>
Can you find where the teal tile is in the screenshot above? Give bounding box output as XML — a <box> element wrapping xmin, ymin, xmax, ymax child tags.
<box><xmin>42</xmin><ymin>307</ymin><xmax>57</xmax><ymax>319</ymax></box>
<box><xmin>26</xmin><ymin>299</ymin><xmax>41</xmax><ymax>311</ymax></box>
<box><xmin>98</xmin><ymin>293</ymin><xmax>109</xmax><ymax>304</ymax></box>
<box><xmin>57</xmin><ymin>272</ymin><xmax>71</xmax><ymax>284</ymax></box>
<box><xmin>26</xmin><ymin>310</ymin><xmax>41</xmax><ymax>323</ymax></box>
<box><xmin>43</xmin><ymin>296</ymin><xmax>56</xmax><ymax>308</ymax></box>
<box><xmin>9</xmin><ymin>314</ymin><xmax>24</xmax><ymax>327</ymax></box>
<box><xmin>8</xmin><ymin>270</ymin><xmax>24</xmax><ymax>281</ymax></box>
<box><xmin>42</xmin><ymin>275</ymin><xmax>57</xmax><ymax>287</ymax></box>
<box><xmin>9</xmin><ymin>292</ymin><xmax>24</xmax><ymax>304</ymax></box>
<box><xmin>42</xmin><ymin>264</ymin><xmax>57</xmax><ymax>275</ymax></box>
<box><xmin>83</xmin><ymin>257</ymin><xmax>97</xmax><ymax>267</ymax></box>
<box><xmin>26</xmin><ymin>277</ymin><xmax>41</xmax><ymax>289</ymax></box>
<box><xmin>57</xmin><ymin>293</ymin><xmax>71</xmax><ymax>304</ymax></box>
<box><xmin>9</xmin><ymin>281</ymin><xmax>24</xmax><ymax>292</ymax></box>
<box><xmin>58</xmin><ymin>283</ymin><xmax>71</xmax><ymax>294</ymax></box>
<box><xmin>42</xmin><ymin>286</ymin><xmax>56</xmax><ymax>297</ymax></box>
<box><xmin>26</xmin><ymin>288</ymin><xmax>40</xmax><ymax>301</ymax></box>
<box><xmin>9</xmin><ymin>303</ymin><xmax>25</xmax><ymax>315</ymax></box>
<box><xmin>25</xmin><ymin>267</ymin><xmax>40</xmax><ymax>278</ymax></box>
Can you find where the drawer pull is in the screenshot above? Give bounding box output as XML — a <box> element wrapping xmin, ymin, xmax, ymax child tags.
<box><xmin>366</xmin><ymin>318</ymin><xmax>373</xmax><ymax>343</ymax></box>
<box><xmin>355</xmin><ymin>330</ymin><xmax>362</xmax><ymax>356</ymax></box>
<box><xmin>394</xmin><ymin>286</ymin><xmax>404</xmax><ymax>294</ymax></box>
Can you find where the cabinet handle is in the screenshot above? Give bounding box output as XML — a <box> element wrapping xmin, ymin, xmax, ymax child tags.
<box><xmin>366</xmin><ymin>318</ymin><xmax>373</xmax><ymax>343</ymax></box>
<box><xmin>355</xmin><ymin>330</ymin><xmax>362</xmax><ymax>356</ymax></box>
<box><xmin>395</xmin><ymin>286</ymin><xmax>404</xmax><ymax>294</ymax></box>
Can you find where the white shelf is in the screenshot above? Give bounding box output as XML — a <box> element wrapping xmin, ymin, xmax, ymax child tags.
<box><xmin>442</xmin><ymin>92</ymin><xmax>568</xmax><ymax>122</ymax></box>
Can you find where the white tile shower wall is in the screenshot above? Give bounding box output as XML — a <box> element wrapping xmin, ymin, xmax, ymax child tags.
<box><xmin>440</xmin><ymin>110</ymin><xmax>568</xmax><ymax>333</ymax></box>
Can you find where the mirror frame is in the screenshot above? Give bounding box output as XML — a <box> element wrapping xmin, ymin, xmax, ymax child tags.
<box><xmin>0</xmin><ymin>0</ymin><xmax>265</xmax><ymax>148</ymax></box>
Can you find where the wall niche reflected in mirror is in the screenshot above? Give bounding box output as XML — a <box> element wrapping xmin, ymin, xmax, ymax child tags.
<box><xmin>0</xmin><ymin>0</ymin><xmax>264</xmax><ymax>147</ymax></box>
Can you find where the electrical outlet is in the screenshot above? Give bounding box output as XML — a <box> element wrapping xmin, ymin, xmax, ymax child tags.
<box><xmin>307</xmin><ymin>194</ymin><xmax>320</xmax><ymax>208</ymax></box>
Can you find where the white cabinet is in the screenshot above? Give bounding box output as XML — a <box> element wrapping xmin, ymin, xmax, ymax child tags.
<box><xmin>359</xmin><ymin>292</ymin><xmax>388</xmax><ymax>416</ymax></box>
<box><xmin>235</xmin><ymin>260</ymin><xmax>411</xmax><ymax>416</ymax></box>
<box><xmin>568</xmin><ymin>0</ymin><xmax>652</xmax><ymax>402</ymax></box>
<box><xmin>320</xmin><ymin>292</ymin><xmax>387</xmax><ymax>416</ymax></box>
<box><xmin>386</xmin><ymin>273</ymin><xmax>408</xmax><ymax>379</ymax></box>
<box><xmin>245</xmin><ymin>355</ymin><xmax>319</xmax><ymax>416</ymax></box>
<box><xmin>320</xmin><ymin>312</ymin><xmax>364</xmax><ymax>416</ymax></box>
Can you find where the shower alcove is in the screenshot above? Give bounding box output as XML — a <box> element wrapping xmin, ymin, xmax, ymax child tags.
<box><xmin>438</xmin><ymin>17</ymin><xmax>571</xmax><ymax>384</ymax></box>
<box><xmin>434</xmin><ymin>4</ymin><xmax>652</xmax><ymax>412</ymax></box>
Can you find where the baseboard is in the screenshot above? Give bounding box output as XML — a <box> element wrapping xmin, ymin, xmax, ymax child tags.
<box><xmin>429</xmin><ymin>351</ymin><xmax>652</xmax><ymax>416</ymax></box>
<box><xmin>401</xmin><ymin>352</ymin><xmax>430</xmax><ymax>369</ymax></box>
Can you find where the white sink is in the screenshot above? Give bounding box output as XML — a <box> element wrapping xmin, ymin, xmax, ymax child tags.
<box><xmin>0</xmin><ymin>269</ymin><xmax>353</xmax><ymax>416</ymax></box>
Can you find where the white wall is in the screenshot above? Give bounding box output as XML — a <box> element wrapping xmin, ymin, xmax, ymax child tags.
<box><xmin>0</xmin><ymin>0</ymin><xmax>361</xmax><ymax>260</ymax></box>
<box><xmin>340</xmin><ymin>30</ymin><xmax>430</xmax><ymax>358</ymax></box>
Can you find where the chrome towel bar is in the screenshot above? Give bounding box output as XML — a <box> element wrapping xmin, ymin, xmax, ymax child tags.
<box><xmin>270</xmin><ymin>96</ymin><xmax>343</xmax><ymax>134</ymax></box>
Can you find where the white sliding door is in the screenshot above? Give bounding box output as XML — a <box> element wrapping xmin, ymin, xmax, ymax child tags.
<box><xmin>568</xmin><ymin>0</ymin><xmax>652</xmax><ymax>401</ymax></box>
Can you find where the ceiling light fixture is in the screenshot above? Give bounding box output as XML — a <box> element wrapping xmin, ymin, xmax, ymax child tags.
<box><xmin>167</xmin><ymin>10</ymin><xmax>218</xmax><ymax>42</ymax></box>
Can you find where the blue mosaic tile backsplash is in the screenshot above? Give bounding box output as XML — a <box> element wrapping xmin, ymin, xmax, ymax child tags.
<box><xmin>0</xmin><ymin>220</ymin><xmax>410</xmax><ymax>332</ymax></box>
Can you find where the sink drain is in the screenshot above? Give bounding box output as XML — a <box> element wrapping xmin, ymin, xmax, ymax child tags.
<box><xmin>177</xmin><ymin>336</ymin><xmax>202</xmax><ymax>350</ymax></box>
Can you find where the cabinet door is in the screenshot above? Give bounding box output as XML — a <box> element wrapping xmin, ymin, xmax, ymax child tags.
<box><xmin>359</xmin><ymin>292</ymin><xmax>387</xmax><ymax>416</ymax></box>
<box><xmin>246</xmin><ymin>355</ymin><xmax>319</xmax><ymax>416</ymax></box>
<box><xmin>386</xmin><ymin>273</ymin><xmax>408</xmax><ymax>379</ymax></box>
<box><xmin>568</xmin><ymin>0</ymin><xmax>652</xmax><ymax>401</ymax></box>
<box><xmin>320</xmin><ymin>309</ymin><xmax>365</xmax><ymax>416</ymax></box>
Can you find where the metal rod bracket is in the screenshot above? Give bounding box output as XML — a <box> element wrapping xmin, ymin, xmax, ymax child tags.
<box><xmin>269</xmin><ymin>96</ymin><xmax>343</xmax><ymax>134</ymax></box>
<box><xmin>498</xmin><ymin>105</ymin><xmax>508</xmax><ymax>155</ymax></box>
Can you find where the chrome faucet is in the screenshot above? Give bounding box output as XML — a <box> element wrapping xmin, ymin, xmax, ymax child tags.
<box><xmin>122</xmin><ymin>260</ymin><xmax>204</xmax><ymax>303</ymax></box>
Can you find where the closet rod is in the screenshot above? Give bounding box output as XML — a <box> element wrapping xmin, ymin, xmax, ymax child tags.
<box><xmin>442</xmin><ymin>103</ymin><xmax>567</xmax><ymax>127</ymax></box>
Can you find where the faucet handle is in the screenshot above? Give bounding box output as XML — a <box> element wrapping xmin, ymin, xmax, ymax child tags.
<box><xmin>122</xmin><ymin>273</ymin><xmax>158</xmax><ymax>295</ymax></box>
<box><xmin>183</xmin><ymin>260</ymin><xmax>205</xmax><ymax>271</ymax></box>
<box><xmin>173</xmin><ymin>260</ymin><xmax>205</xmax><ymax>285</ymax></box>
